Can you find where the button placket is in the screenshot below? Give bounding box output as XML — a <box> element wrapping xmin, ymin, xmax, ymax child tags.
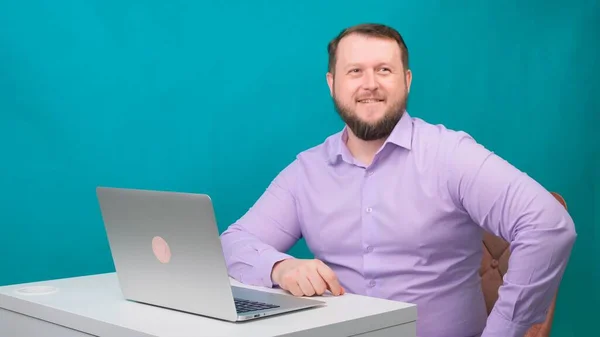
<box><xmin>361</xmin><ymin>166</ymin><xmax>378</xmax><ymax>294</ymax></box>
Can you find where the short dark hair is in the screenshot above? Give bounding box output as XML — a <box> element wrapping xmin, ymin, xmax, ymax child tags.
<box><xmin>327</xmin><ymin>23</ymin><xmax>409</xmax><ymax>73</ymax></box>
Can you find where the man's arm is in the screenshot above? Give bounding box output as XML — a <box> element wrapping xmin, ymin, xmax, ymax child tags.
<box><xmin>220</xmin><ymin>160</ymin><xmax>301</xmax><ymax>288</ymax></box>
<box><xmin>445</xmin><ymin>132</ymin><xmax>577</xmax><ymax>337</ymax></box>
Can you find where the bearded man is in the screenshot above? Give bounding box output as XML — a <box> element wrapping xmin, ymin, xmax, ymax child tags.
<box><xmin>219</xmin><ymin>23</ymin><xmax>576</xmax><ymax>337</ymax></box>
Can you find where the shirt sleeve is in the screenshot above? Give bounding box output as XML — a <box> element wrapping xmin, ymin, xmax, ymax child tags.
<box><xmin>444</xmin><ymin>132</ymin><xmax>577</xmax><ymax>337</ymax></box>
<box><xmin>219</xmin><ymin>160</ymin><xmax>302</xmax><ymax>288</ymax></box>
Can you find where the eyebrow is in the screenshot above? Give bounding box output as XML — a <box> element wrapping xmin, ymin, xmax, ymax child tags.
<box><xmin>344</xmin><ymin>63</ymin><xmax>362</xmax><ymax>69</ymax></box>
<box><xmin>343</xmin><ymin>62</ymin><xmax>395</xmax><ymax>70</ymax></box>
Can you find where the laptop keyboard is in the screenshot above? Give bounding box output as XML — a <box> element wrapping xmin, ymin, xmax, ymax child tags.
<box><xmin>234</xmin><ymin>298</ymin><xmax>280</xmax><ymax>313</ymax></box>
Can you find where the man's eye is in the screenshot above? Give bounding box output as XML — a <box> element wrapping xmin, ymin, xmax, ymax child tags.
<box><xmin>349</xmin><ymin>69</ymin><xmax>360</xmax><ymax>73</ymax></box>
<box><xmin>379</xmin><ymin>68</ymin><xmax>391</xmax><ymax>73</ymax></box>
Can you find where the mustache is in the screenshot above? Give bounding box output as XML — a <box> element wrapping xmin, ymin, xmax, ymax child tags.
<box><xmin>356</xmin><ymin>95</ymin><xmax>385</xmax><ymax>100</ymax></box>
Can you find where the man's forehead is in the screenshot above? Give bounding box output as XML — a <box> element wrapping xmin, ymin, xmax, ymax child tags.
<box><xmin>336</xmin><ymin>34</ymin><xmax>402</xmax><ymax>65</ymax></box>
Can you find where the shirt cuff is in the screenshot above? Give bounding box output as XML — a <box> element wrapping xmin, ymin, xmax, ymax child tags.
<box><xmin>256</xmin><ymin>249</ymin><xmax>294</xmax><ymax>288</ymax></box>
<box><xmin>481</xmin><ymin>309</ymin><xmax>531</xmax><ymax>337</ymax></box>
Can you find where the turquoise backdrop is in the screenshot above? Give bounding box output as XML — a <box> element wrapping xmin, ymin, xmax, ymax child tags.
<box><xmin>1</xmin><ymin>1</ymin><xmax>598</xmax><ymax>336</ymax></box>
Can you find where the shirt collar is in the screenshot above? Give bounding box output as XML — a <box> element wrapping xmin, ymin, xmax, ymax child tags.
<box><xmin>327</xmin><ymin>110</ymin><xmax>413</xmax><ymax>165</ymax></box>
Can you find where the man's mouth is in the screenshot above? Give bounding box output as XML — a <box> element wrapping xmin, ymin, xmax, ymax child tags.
<box><xmin>357</xmin><ymin>99</ymin><xmax>384</xmax><ymax>103</ymax></box>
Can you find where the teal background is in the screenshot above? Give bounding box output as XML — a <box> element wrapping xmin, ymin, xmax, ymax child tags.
<box><xmin>1</xmin><ymin>1</ymin><xmax>598</xmax><ymax>336</ymax></box>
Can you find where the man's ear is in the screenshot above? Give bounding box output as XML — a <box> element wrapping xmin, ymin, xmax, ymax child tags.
<box><xmin>405</xmin><ymin>69</ymin><xmax>412</xmax><ymax>93</ymax></box>
<box><xmin>326</xmin><ymin>72</ymin><xmax>334</xmax><ymax>97</ymax></box>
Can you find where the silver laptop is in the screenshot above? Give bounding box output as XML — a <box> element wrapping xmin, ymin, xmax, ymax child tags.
<box><xmin>96</xmin><ymin>186</ymin><xmax>325</xmax><ymax>322</ymax></box>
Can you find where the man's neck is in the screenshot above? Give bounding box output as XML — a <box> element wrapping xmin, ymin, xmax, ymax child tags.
<box><xmin>345</xmin><ymin>132</ymin><xmax>386</xmax><ymax>167</ymax></box>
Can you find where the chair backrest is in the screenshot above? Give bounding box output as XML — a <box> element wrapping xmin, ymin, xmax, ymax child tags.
<box><xmin>479</xmin><ymin>192</ymin><xmax>566</xmax><ymax>336</ymax></box>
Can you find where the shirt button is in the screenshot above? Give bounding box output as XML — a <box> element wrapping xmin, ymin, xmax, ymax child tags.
<box><xmin>365</xmin><ymin>246</ymin><xmax>373</xmax><ymax>253</ymax></box>
<box><xmin>366</xmin><ymin>170</ymin><xmax>374</xmax><ymax>176</ymax></box>
<box><xmin>365</xmin><ymin>207</ymin><xmax>372</xmax><ymax>213</ymax></box>
<box><xmin>368</xmin><ymin>280</ymin><xmax>376</xmax><ymax>287</ymax></box>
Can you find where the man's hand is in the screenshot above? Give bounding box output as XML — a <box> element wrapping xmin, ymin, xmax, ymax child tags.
<box><xmin>271</xmin><ymin>258</ymin><xmax>345</xmax><ymax>297</ymax></box>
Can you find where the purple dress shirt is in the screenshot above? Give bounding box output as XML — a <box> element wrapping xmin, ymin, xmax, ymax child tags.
<box><xmin>220</xmin><ymin>111</ymin><xmax>576</xmax><ymax>337</ymax></box>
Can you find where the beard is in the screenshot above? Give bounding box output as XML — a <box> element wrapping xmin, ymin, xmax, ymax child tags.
<box><xmin>332</xmin><ymin>89</ymin><xmax>408</xmax><ymax>141</ymax></box>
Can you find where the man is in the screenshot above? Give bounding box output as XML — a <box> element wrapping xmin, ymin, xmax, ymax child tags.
<box><xmin>219</xmin><ymin>23</ymin><xmax>576</xmax><ymax>337</ymax></box>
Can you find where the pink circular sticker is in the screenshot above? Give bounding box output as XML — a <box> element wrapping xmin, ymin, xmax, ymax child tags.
<box><xmin>152</xmin><ymin>236</ymin><xmax>172</xmax><ymax>264</ymax></box>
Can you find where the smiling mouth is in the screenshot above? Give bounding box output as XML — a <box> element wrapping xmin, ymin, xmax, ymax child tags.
<box><xmin>357</xmin><ymin>99</ymin><xmax>384</xmax><ymax>103</ymax></box>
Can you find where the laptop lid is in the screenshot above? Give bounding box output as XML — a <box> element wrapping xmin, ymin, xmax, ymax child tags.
<box><xmin>96</xmin><ymin>186</ymin><xmax>239</xmax><ymax>321</ymax></box>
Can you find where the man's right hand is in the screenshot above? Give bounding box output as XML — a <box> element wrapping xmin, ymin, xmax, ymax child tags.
<box><xmin>271</xmin><ymin>258</ymin><xmax>345</xmax><ymax>297</ymax></box>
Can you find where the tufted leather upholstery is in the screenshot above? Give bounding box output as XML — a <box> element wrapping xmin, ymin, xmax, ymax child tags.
<box><xmin>479</xmin><ymin>191</ymin><xmax>566</xmax><ymax>337</ymax></box>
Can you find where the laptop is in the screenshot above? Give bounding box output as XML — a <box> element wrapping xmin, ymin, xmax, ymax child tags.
<box><xmin>96</xmin><ymin>186</ymin><xmax>325</xmax><ymax>322</ymax></box>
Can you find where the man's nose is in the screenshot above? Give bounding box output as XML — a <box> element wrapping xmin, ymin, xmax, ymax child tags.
<box><xmin>362</xmin><ymin>71</ymin><xmax>379</xmax><ymax>90</ymax></box>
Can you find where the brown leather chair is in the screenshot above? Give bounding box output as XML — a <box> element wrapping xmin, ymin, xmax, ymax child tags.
<box><xmin>479</xmin><ymin>191</ymin><xmax>567</xmax><ymax>337</ymax></box>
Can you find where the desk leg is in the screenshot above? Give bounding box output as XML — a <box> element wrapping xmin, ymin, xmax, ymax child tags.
<box><xmin>0</xmin><ymin>308</ymin><xmax>96</xmax><ymax>337</ymax></box>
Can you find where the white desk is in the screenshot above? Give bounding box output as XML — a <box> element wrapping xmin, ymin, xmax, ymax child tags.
<box><xmin>0</xmin><ymin>273</ymin><xmax>417</xmax><ymax>337</ymax></box>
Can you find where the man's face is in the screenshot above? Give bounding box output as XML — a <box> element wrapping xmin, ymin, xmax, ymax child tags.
<box><xmin>326</xmin><ymin>34</ymin><xmax>412</xmax><ymax>141</ymax></box>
